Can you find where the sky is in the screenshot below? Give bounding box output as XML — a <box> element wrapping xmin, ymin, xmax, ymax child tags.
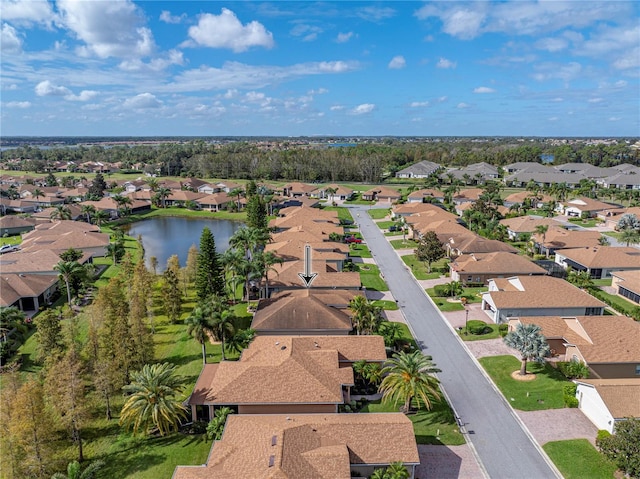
<box><xmin>1</xmin><ymin>1</ymin><xmax>639</xmax><ymax>138</ymax></box>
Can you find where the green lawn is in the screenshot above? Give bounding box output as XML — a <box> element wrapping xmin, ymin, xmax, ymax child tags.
<box><xmin>479</xmin><ymin>355</ymin><xmax>568</xmax><ymax>411</ymax></box>
<box><xmin>568</xmin><ymin>218</ymin><xmax>601</xmax><ymax>228</ymax></box>
<box><xmin>357</xmin><ymin>263</ymin><xmax>389</xmax><ymax>291</ymax></box>
<box><xmin>591</xmin><ymin>288</ymin><xmax>638</xmax><ymax>316</ymax></box>
<box><xmin>348</xmin><ymin>244</ymin><xmax>372</xmax><ymax>258</ymax></box>
<box><xmin>458</xmin><ymin>324</ymin><xmax>501</xmax><ymax>341</ymax></box>
<box><xmin>361</xmin><ymin>399</ymin><xmax>465</xmax><ymax>446</ymax></box>
<box><xmin>115</xmin><ymin>206</ymin><xmax>246</xmax><ymax>224</ymax></box>
<box><xmin>592</xmin><ymin>278</ymin><xmax>612</xmax><ymax>287</ymax></box>
<box><xmin>390</xmin><ymin>238</ymin><xmax>419</xmax><ymax>250</ymax></box>
<box><xmin>0</xmin><ymin>235</ymin><xmax>22</xmax><ymax>246</ymax></box>
<box><xmin>401</xmin><ymin>255</ymin><xmax>447</xmax><ymax>280</ymax></box>
<box><xmin>429</xmin><ymin>297</ymin><xmax>465</xmax><ymax>312</ymax></box>
<box><xmin>376</xmin><ymin>220</ymin><xmax>401</xmax><ymax>230</ymax></box>
<box><xmin>602</xmin><ymin>231</ymin><xmax>622</xmax><ymax>240</ymax></box>
<box><xmin>543</xmin><ymin>439</ymin><xmax>617</xmax><ymax>479</ymax></box>
<box><xmin>384</xmin><ymin>230</ymin><xmax>404</xmax><ymax>236</ymax></box>
<box><xmin>371</xmin><ymin>300</ymin><xmax>399</xmax><ymax>310</ymax></box>
<box><xmin>368</xmin><ymin>208</ymin><xmax>390</xmax><ymax>220</ymax></box>
<box><xmin>321</xmin><ymin>206</ymin><xmax>354</xmax><ymax>223</ymax></box>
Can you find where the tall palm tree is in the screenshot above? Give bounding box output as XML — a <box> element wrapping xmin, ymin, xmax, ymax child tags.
<box><xmin>51</xmin><ymin>460</ymin><xmax>105</xmax><ymax>479</ymax></box>
<box><xmin>503</xmin><ymin>323</ymin><xmax>550</xmax><ymax>376</ymax></box>
<box><xmin>349</xmin><ymin>295</ymin><xmax>371</xmax><ymax>335</ymax></box>
<box><xmin>230</xmin><ymin>226</ymin><xmax>270</xmax><ymax>259</ymax></box>
<box><xmin>253</xmin><ymin>250</ymin><xmax>283</xmax><ymax>298</ymax></box>
<box><xmin>119</xmin><ymin>362</ymin><xmax>188</xmax><ymax>436</ymax></box>
<box><xmin>185</xmin><ymin>306</ymin><xmax>216</xmax><ymax>365</ymax></box>
<box><xmin>155</xmin><ymin>187</ymin><xmax>171</xmax><ymax>208</ymax></box>
<box><xmin>225</xmin><ymin>328</ymin><xmax>255</xmax><ymax>356</ymax></box>
<box><xmin>229</xmin><ymin>187</ymin><xmax>244</xmax><ymax>211</ymax></box>
<box><xmin>370</xmin><ymin>462</ymin><xmax>410</xmax><ymax>479</ymax></box>
<box><xmin>92</xmin><ymin>209</ymin><xmax>109</xmax><ymax>227</ymax></box>
<box><xmin>207</xmin><ymin>298</ymin><xmax>236</xmax><ymax>361</ymax></box>
<box><xmin>80</xmin><ymin>204</ymin><xmax>96</xmax><ymax>224</ymax></box>
<box><xmin>50</xmin><ymin>204</ymin><xmax>72</xmax><ymax>221</ymax></box>
<box><xmin>378</xmin><ymin>351</ymin><xmax>441</xmax><ymax>414</ymax></box>
<box><xmin>619</xmin><ymin>228</ymin><xmax>640</xmax><ymax>247</ymax></box>
<box><xmin>534</xmin><ymin>224</ymin><xmax>549</xmax><ymax>255</ymax></box>
<box><xmin>220</xmin><ymin>248</ymin><xmax>245</xmax><ymax>302</ymax></box>
<box><xmin>54</xmin><ymin>260</ymin><xmax>85</xmax><ymax>306</ymax></box>
<box><xmin>32</xmin><ymin>188</ymin><xmax>44</xmax><ymax>208</ymax></box>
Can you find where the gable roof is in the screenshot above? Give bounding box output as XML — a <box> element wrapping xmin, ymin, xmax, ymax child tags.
<box><xmin>451</xmin><ymin>252</ymin><xmax>547</xmax><ymax>276</ymax></box>
<box><xmin>499</xmin><ymin>216</ymin><xmax>560</xmax><ymax>233</ymax></box>
<box><xmin>563</xmin><ymin>197</ymin><xmax>617</xmax><ymax>212</ymax></box>
<box><xmin>0</xmin><ymin>273</ymin><xmax>58</xmax><ymax>307</ymax></box>
<box><xmin>534</xmin><ymin>226</ymin><xmax>602</xmax><ymax>250</ymax></box>
<box><xmin>449</xmin><ymin>235</ymin><xmax>519</xmax><ymax>255</ymax></box>
<box><xmin>267</xmin><ymin>260</ymin><xmax>361</xmax><ymax>289</ymax></box>
<box><xmin>557</xmin><ymin>246</ymin><xmax>640</xmax><ymax>269</ymax></box>
<box><xmin>396</xmin><ymin>160</ymin><xmax>440</xmax><ymax>176</ymax></box>
<box><xmin>611</xmin><ymin>269</ymin><xmax>640</xmax><ymax>295</ymax></box>
<box><xmin>576</xmin><ymin>379</ymin><xmax>640</xmax><ymax>419</ymax></box>
<box><xmin>252</xmin><ymin>289</ymin><xmax>358</xmax><ymax>333</ymax></box>
<box><xmin>173</xmin><ymin>413</ymin><xmax>419</xmax><ymax>479</ymax></box>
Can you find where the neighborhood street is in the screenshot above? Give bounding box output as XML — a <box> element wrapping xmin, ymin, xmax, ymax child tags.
<box><xmin>350</xmin><ymin>204</ymin><xmax>561</xmax><ymax>479</ymax></box>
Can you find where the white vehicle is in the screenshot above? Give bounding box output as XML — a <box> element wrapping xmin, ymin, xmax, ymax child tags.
<box><xmin>0</xmin><ymin>244</ymin><xmax>19</xmax><ymax>254</ymax></box>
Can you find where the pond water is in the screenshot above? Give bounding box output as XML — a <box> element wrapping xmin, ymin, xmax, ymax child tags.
<box><xmin>123</xmin><ymin>216</ymin><xmax>243</xmax><ymax>271</ymax></box>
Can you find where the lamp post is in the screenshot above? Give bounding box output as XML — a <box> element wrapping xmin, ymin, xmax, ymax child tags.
<box><xmin>465</xmin><ymin>307</ymin><xmax>469</xmax><ymax>335</ymax></box>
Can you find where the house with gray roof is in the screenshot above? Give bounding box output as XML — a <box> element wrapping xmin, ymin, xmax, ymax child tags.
<box><xmin>395</xmin><ymin>160</ymin><xmax>440</xmax><ymax>178</ymax></box>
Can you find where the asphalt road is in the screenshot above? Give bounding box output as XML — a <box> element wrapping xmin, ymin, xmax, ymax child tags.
<box><xmin>351</xmin><ymin>204</ymin><xmax>561</xmax><ymax>479</ymax></box>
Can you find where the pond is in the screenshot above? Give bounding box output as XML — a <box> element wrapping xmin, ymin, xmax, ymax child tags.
<box><xmin>123</xmin><ymin>216</ymin><xmax>244</xmax><ymax>271</ymax></box>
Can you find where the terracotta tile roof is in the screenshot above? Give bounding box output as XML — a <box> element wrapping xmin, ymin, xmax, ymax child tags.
<box><xmin>576</xmin><ymin>379</ymin><xmax>640</xmax><ymax>418</ymax></box>
<box><xmin>486</xmin><ymin>276</ymin><xmax>606</xmax><ymax>309</ymax></box>
<box><xmin>499</xmin><ymin>216</ymin><xmax>561</xmax><ymax>233</ymax></box>
<box><xmin>189</xmin><ymin>336</ymin><xmax>380</xmax><ymax>406</ymax></box>
<box><xmin>252</xmin><ymin>289</ymin><xmax>361</xmax><ymax>333</ymax></box>
<box><xmin>173</xmin><ymin>413</ymin><xmax>419</xmax><ymax>479</ymax></box>
<box><xmin>611</xmin><ymin>270</ymin><xmax>640</xmax><ymax>295</ymax></box>
<box><xmin>0</xmin><ymin>273</ymin><xmax>58</xmax><ymax>307</ymax></box>
<box><xmin>451</xmin><ymin>252</ymin><xmax>547</xmax><ymax>275</ymax></box>
<box><xmin>267</xmin><ymin>260</ymin><xmax>361</xmax><ymax>289</ymax></box>
<box><xmin>534</xmin><ymin>226</ymin><xmax>602</xmax><ymax>250</ymax></box>
<box><xmin>556</xmin><ymin>246</ymin><xmax>640</xmax><ymax>269</ymax></box>
<box><xmin>517</xmin><ymin>315</ymin><xmax>640</xmax><ymax>364</ymax></box>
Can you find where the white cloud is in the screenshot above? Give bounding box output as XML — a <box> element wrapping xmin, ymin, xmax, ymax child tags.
<box><xmin>123</xmin><ymin>93</ymin><xmax>162</xmax><ymax>109</ymax></box>
<box><xmin>223</xmin><ymin>89</ymin><xmax>238</xmax><ymax>99</ymax></box>
<box><xmin>186</xmin><ymin>8</ymin><xmax>274</xmax><ymax>52</ymax></box>
<box><xmin>159</xmin><ymin>10</ymin><xmax>185</xmax><ymax>24</ymax></box>
<box><xmin>535</xmin><ymin>37</ymin><xmax>569</xmax><ymax>52</ymax></box>
<box><xmin>551</xmin><ymin>97</ymin><xmax>564</xmax><ymax>102</ymax></box>
<box><xmin>66</xmin><ymin>90</ymin><xmax>99</xmax><ymax>102</ymax></box>
<box><xmin>356</xmin><ymin>6</ymin><xmax>396</xmax><ymax>22</ymax></box>
<box><xmin>416</xmin><ymin>5</ymin><xmax>486</xmax><ymax>40</ymax></box>
<box><xmin>119</xmin><ymin>50</ymin><xmax>184</xmax><ymax>72</ymax></box>
<box><xmin>350</xmin><ymin>103</ymin><xmax>375</xmax><ymax>115</ymax></box>
<box><xmin>308</xmin><ymin>88</ymin><xmax>328</xmax><ymax>95</ymax></box>
<box><xmin>336</xmin><ymin>32</ymin><xmax>354</xmax><ymax>43</ymax></box>
<box><xmin>614</xmin><ymin>80</ymin><xmax>628</xmax><ymax>88</ymax></box>
<box><xmin>436</xmin><ymin>96</ymin><xmax>448</xmax><ymax>103</ymax></box>
<box><xmin>473</xmin><ymin>86</ymin><xmax>495</xmax><ymax>94</ymax></box>
<box><xmin>388</xmin><ymin>55</ymin><xmax>406</xmax><ymax>69</ymax></box>
<box><xmin>457</xmin><ymin>102</ymin><xmax>470</xmax><ymax>109</ymax></box>
<box><xmin>588</xmin><ymin>98</ymin><xmax>604</xmax><ymax>103</ymax></box>
<box><xmin>1</xmin><ymin>0</ymin><xmax>55</xmax><ymax>26</ymax></box>
<box><xmin>330</xmin><ymin>105</ymin><xmax>345</xmax><ymax>111</ymax></box>
<box><xmin>57</xmin><ymin>0</ymin><xmax>154</xmax><ymax>59</ymax></box>
<box><xmin>548</xmin><ymin>117</ymin><xmax>558</xmax><ymax>121</ymax></box>
<box><xmin>291</xmin><ymin>23</ymin><xmax>323</xmax><ymax>42</ymax></box>
<box><xmin>410</xmin><ymin>101</ymin><xmax>430</xmax><ymax>107</ymax></box>
<box><xmin>5</xmin><ymin>101</ymin><xmax>31</xmax><ymax>108</ymax></box>
<box><xmin>612</xmin><ymin>46</ymin><xmax>640</xmax><ymax>70</ymax></box>
<box><xmin>35</xmin><ymin>80</ymin><xmax>71</xmax><ymax>97</ymax></box>
<box><xmin>1</xmin><ymin>23</ymin><xmax>23</xmax><ymax>54</ymax></box>
<box><xmin>608</xmin><ymin>117</ymin><xmax>621</xmax><ymax>121</ymax></box>
<box><xmin>532</xmin><ymin>61</ymin><xmax>582</xmax><ymax>82</ymax></box>
<box><xmin>436</xmin><ymin>58</ymin><xmax>456</xmax><ymax>69</ymax></box>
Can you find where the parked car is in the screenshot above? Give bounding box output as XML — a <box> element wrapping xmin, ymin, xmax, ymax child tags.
<box><xmin>0</xmin><ymin>244</ymin><xmax>19</xmax><ymax>254</ymax></box>
<box><xmin>344</xmin><ymin>235</ymin><xmax>362</xmax><ymax>244</ymax></box>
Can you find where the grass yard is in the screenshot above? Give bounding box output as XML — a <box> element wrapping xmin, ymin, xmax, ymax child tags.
<box><xmin>376</xmin><ymin>220</ymin><xmax>401</xmax><ymax>230</ymax></box>
<box><xmin>592</xmin><ymin>278</ymin><xmax>612</xmax><ymax>287</ymax></box>
<box><xmin>543</xmin><ymin>439</ymin><xmax>617</xmax><ymax>479</ymax></box>
<box><xmin>602</xmin><ymin>231</ymin><xmax>622</xmax><ymax>240</ymax></box>
<box><xmin>479</xmin><ymin>355</ymin><xmax>568</xmax><ymax>411</ymax></box>
<box><xmin>592</xmin><ymin>288</ymin><xmax>638</xmax><ymax>315</ymax></box>
<box><xmin>348</xmin><ymin>243</ymin><xmax>372</xmax><ymax>258</ymax></box>
<box><xmin>371</xmin><ymin>300</ymin><xmax>399</xmax><ymax>310</ymax></box>
<box><xmin>384</xmin><ymin>230</ymin><xmax>404</xmax><ymax>236</ymax></box>
<box><xmin>356</xmin><ymin>263</ymin><xmax>389</xmax><ymax>291</ymax></box>
<box><xmin>360</xmin><ymin>399</ymin><xmax>465</xmax><ymax>446</ymax></box>
<box><xmin>458</xmin><ymin>324</ymin><xmax>501</xmax><ymax>341</ymax></box>
<box><xmin>368</xmin><ymin>208</ymin><xmax>390</xmax><ymax>220</ymax></box>
<box><xmin>0</xmin><ymin>234</ymin><xmax>22</xmax><ymax>246</ymax></box>
<box><xmin>401</xmin><ymin>254</ymin><xmax>447</xmax><ymax>280</ymax></box>
<box><xmin>321</xmin><ymin>206</ymin><xmax>354</xmax><ymax>223</ymax></box>
<box><xmin>568</xmin><ymin>218</ymin><xmax>601</xmax><ymax>228</ymax></box>
<box><xmin>115</xmin><ymin>206</ymin><xmax>246</xmax><ymax>224</ymax></box>
<box><xmin>390</xmin><ymin>238</ymin><xmax>419</xmax><ymax>250</ymax></box>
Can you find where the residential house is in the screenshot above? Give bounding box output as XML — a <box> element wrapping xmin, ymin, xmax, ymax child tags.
<box><xmin>406</xmin><ymin>188</ymin><xmax>445</xmax><ymax>203</ymax></box>
<box><xmin>499</xmin><ymin>216</ymin><xmax>561</xmax><ymax>241</ymax></box>
<box><xmin>361</xmin><ymin>186</ymin><xmax>401</xmax><ymax>203</ymax></box>
<box><xmin>173</xmin><ymin>413</ymin><xmax>420</xmax><ymax>479</ymax></box>
<box><xmin>453</xmin><ymin>188</ymin><xmax>484</xmax><ymax>205</ymax></box>
<box><xmin>575</xmin><ymin>379</ymin><xmax>640</xmax><ymax>433</ymax></box>
<box><xmin>197</xmin><ymin>192</ymin><xmax>234</xmax><ymax>212</ymax></box>
<box><xmin>32</xmin><ymin>204</ymin><xmax>84</xmax><ymax>222</ymax></box>
<box><xmin>0</xmin><ymin>198</ymin><xmax>38</xmax><ymax>214</ymax></box>
<box><xmin>251</xmin><ymin>289</ymin><xmax>363</xmax><ymax>335</ymax></box>
<box><xmin>559</xmin><ymin>197</ymin><xmax>619</xmax><ymax>218</ymax></box>
<box><xmin>266</xmin><ymin>260</ymin><xmax>361</xmax><ymax>294</ymax></box>
<box><xmin>19</xmin><ymin>220</ymin><xmax>109</xmax><ymax>258</ymax></box>
<box><xmin>0</xmin><ymin>216</ymin><xmax>36</xmax><ymax>236</ymax></box>
<box><xmin>505</xmin><ymin>170</ymin><xmax>584</xmax><ymax>189</ymax></box>
<box><xmin>532</xmin><ymin>225</ymin><xmax>602</xmax><ymax>257</ymax></box>
<box><xmin>164</xmin><ymin>190</ymin><xmax>206</xmax><ymax>208</ymax></box>
<box><xmin>554</xmin><ymin>246</ymin><xmax>640</xmax><ymax>279</ymax></box>
<box><xmin>392</xmin><ymin>202</ymin><xmax>454</xmax><ymax>221</ymax></box>
<box><xmin>264</xmin><ymin>240</ymin><xmax>348</xmax><ymax>272</ymax></box>
<box><xmin>282</xmin><ymin>182</ymin><xmax>319</xmax><ymax>197</ymax></box>
<box><xmin>597</xmin><ymin>206</ymin><xmax>640</xmax><ymax>229</ymax></box>
<box><xmin>319</xmin><ymin>184</ymin><xmax>355</xmax><ymax>201</ymax></box>
<box><xmin>80</xmin><ymin>197</ymin><xmax>151</xmax><ymax>217</ymax></box>
<box><xmin>187</xmin><ymin>335</ymin><xmax>385</xmax><ymax>419</ymax></box>
<box><xmin>598</xmin><ymin>171</ymin><xmax>640</xmax><ymax>190</ymax></box>
<box><xmin>611</xmin><ymin>270</ymin><xmax>640</xmax><ymax>305</ymax></box>
<box><xmin>503</xmin><ymin>191</ymin><xmax>554</xmax><ymax>209</ymax></box>
<box><xmin>450</xmin><ymin>252</ymin><xmax>547</xmax><ymax>285</ymax></box>
<box><xmin>443</xmin><ymin>162</ymin><xmax>500</xmax><ymax>184</ymax></box>
<box><xmin>0</xmin><ymin>248</ymin><xmax>93</xmax><ymax>275</ymax></box>
<box><xmin>0</xmin><ymin>273</ymin><xmax>59</xmax><ymax>313</ymax></box>
<box><xmin>509</xmin><ymin>315</ymin><xmax>640</xmax><ymax>378</ymax></box>
<box><xmin>481</xmin><ymin>276</ymin><xmax>606</xmax><ymax>323</ymax></box>
<box><xmin>395</xmin><ymin>160</ymin><xmax>440</xmax><ymax>178</ymax></box>
<box><xmin>446</xmin><ymin>235</ymin><xmax>519</xmax><ymax>257</ymax></box>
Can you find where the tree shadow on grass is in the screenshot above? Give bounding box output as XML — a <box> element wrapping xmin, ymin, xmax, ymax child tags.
<box><xmin>164</xmin><ymin>353</ymin><xmax>202</xmax><ymax>368</ymax></box>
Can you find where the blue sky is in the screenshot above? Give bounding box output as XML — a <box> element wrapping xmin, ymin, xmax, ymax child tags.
<box><xmin>1</xmin><ymin>1</ymin><xmax>639</xmax><ymax>137</ymax></box>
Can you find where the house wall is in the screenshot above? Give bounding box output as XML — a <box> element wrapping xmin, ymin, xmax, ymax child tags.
<box><xmin>238</xmin><ymin>403</ymin><xmax>337</xmax><ymax>414</ymax></box>
<box><xmin>588</xmin><ymin>363</ymin><xmax>640</xmax><ymax>379</ymax></box>
<box><xmin>486</xmin><ymin>304</ymin><xmax>599</xmax><ymax>323</ymax></box>
<box><xmin>576</xmin><ymin>383</ymin><xmax>615</xmax><ymax>433</ymax></box>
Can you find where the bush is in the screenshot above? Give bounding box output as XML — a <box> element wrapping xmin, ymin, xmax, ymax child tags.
<box><xmin>557</xmin><ymin>361</ymin><xmax>590</xmax><ymax>379</ymax></box>
<box><xmin>466</xmin><ymin>320</ymin><xmax>492</xmax><ymax>335</ymax></box>
<box><xmin>433</xmin><ymin>284</ymin><xmax>448</xmax><ymax>296</ymax></box>
<box><xmin>596</xmin><ymin>430</ymin><xmax>611</xmax><ymax>442</ymax></box>
<box><xmin>563</xmin><ymin>383</ymin><xmax>578</xmax><ymax>408</ymax></box>
<box><xmin>564</xmin><ymin>396</ymin><xmax>579</xmax><ymax>408</ymax></box>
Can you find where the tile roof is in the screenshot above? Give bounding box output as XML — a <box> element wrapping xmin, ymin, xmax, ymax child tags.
<box><xmin>0</xmin><ymin>216</ymin><xmax>36</xmax><ymax>228</ymax></box>
<box><xmin>557</xmin><ymin>246</ymin><xmax>640</xmax><ymax>269</ymax></box>
<box><xmin>485</xmin><ymin>276</ymin><xmax>606</xmax><ymax>309</ymax></box>
<box><xmin>407</xmin><ymin>188</ymin><xmax>445</xmax><ymax>200</ymax></box>
<box><xmin>252</xmin><ymin>289</ymin><xmax>357</xmax><ymax>333</ymax></box>
<box><xmin>516</xmin><ymin>315</ymin><xmax>640</xmax><ymax>363</ymax></box>
<box><xmin>173</xmin><ymin>413</ymin><xmax>419</xmax><ymax>479</ymax></box>
<box><xmin>451</xmin><ymin>252</ymin><xmax>547</xmax><ymax>275</ymax></box>
<box><xmin>576</xmin><ymin>379</ymin><xmax>640</xmax><ymax>418</ymax></box>
<box><xmin>188</xmin><ymin>335</ymin><xmax>387</xmax><ymax>406</ymax></box>
<box><xmin>534</xmin><ymin>226</ymin><xmax>602</xmax><ymax>250</ymax></box>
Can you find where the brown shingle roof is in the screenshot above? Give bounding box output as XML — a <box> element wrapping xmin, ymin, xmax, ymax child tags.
<box><xmin>611</xmin><ymin>269</ymin><xmax>640</xmax><ymax>295</ymax></box>
<box><xmin>0</xmin><ymin>273</ymin><xmax>58</xmax><ymax>307</ymax></box>
<box><xmin>499</xmin><ymin>216</ymin><xmax>560</xmax><ymax>233</ymax></box>
<box><xmin>557</xmin><ymin>246</ymin><xmax>640</xmax><ymax>269</ymax></box>
<box><xmin>173</xmin><ymin>413</ymin><xmax>419</xmax><ymax>479</ymax></box>
<box><xmin>451</xmin><ymin>252</ymin><xmax>547</xmax><ymax>275</ymax></box>
<box><xmin>576</xmin><ymin>379</ymin><xmax>640</xmax><ymax>418</ymax></box>
<box><xmin>268</xmin><ymin>260</ymin><xmax>361</xmax><ymax>289</ymax></box>
<box><xmin>534</xmin><ymin>226</ymin><xmax>602</xmax><ymax>250</ymax></box>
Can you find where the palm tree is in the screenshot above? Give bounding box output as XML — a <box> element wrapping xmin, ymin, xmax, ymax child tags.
<box><xmin>208</xmin><ymin>301</ymin><xmax>236</xmax><ymax>361</ymax></box>
<box><xmin>155</xmin><ymin>187</ymin><xmax>171</xmax><ymax>208</ymax></box>
<box><xmin>534</xmin><ymin>224</ymin><xmax>549</xmax><ymax>255</ymax></box>
<box><xmin>225</xmin><ymin>328</ymin><xmax>255</xmax><ymax>356</ymax></box>
<box><xmin>619</xmin><ymin>228</ymin><xmax>640</xmax><ymax>247</ymax></box>
<box><xmin>54</xmin><ymin>260</ymin><xmax>85</xmax><ymax>306</ymax></box>
<box><xmin>50</xmin><ymin>204</ymin><xmax>72</xmax><ymax>221</ymax></box>
<box><xmin>229</xmin><ymin>187</ymin><xmax>244</xmax><ymax>211</ymax></box>
<box><xmin>503</xmin><ymin>323</ymin><xmax>550</xmax><ymax>376</ymax></box>
<box><xmin>253</xmin><ymin>250</ymin><xmax>283</xmax><ymax>298</ymax></box>
<box><xmin>32</xmin><ymin>188</ymin><xmax>44</xmax><ymax>208</ymax></box>
<box><xmin>220</xmin><ymin>248</ymin><xmax>245</xmax><ymax>302</ymax></box>
<box><xmin>92</xmin><ymin>209</ymin><xmax>109</xmax><ymax>227</ymax></box>
<box><xmin>51</xmin><ymin>460</ymin><xmax>105</xmax><ymax>479</ymax></box>
<box><xmin>146</xmin><ymin>178</ymin><xmax>159</xmax><ymax>192</ymax></box>
<box><xmin>230</xmin><ymin>226</ymin><xmax>270</xmax><ymax>259</ymax></box>
<box><xmin>206</xmin><ymin>406</ymin><xmax>234</xmax><ymax>441</ymax></box>
<box><xmin>119</xmin><ymin>362</ymin><xmax>188</xmax><ymax>436</ymax></box>
<box><xmin>185</xmin><ymin>306</ymin><xmax>216</xmax><ymax>365</ymax></box>
<box><xmin>349</xmin><ymin>295</ymin><xmax>371</xmax><ymax>335</ymax></box>
<box><xmin>379</xmin><ymin>321</ymin><xmax>403</xmax><ymax>348</ymax></box>
<box><xmin>114</xmin><ymin>195</ymin><xmax>132</xmax><ymax>217</ymax></box>
<box><xmin>378</xmin><ymin>351</ymin><xmax>441</xmax><ymax>414</ymax></box>
<box><xmin>370</xmin><ymin>462</ymin><xmax>410</xmax><ymax>479</ymax></box>
<box><xmin>442</xmin><ymin>281</ymin><xmax>463</xmax><ymax>299</ymax></box>
<box><xmin>324</xmin><ymin>186</ymin><xmax>338</xmax><ymax>201</ymax></box>
<box><xmin>80</xmin><ymin>204</ymin><xmax>96</xmax><ymax>224</ymax></box>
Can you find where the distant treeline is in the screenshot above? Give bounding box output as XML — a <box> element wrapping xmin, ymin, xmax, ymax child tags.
<box><xmin>2</xmin><ymin>138</ymin><xmax>638</xmax><ymax>183</ymax></box>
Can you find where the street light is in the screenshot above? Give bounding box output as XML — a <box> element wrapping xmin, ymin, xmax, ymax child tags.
<box><xmin>465</xmin><ymin>307</ymin><xmax>469</xmax><ymax>335</ymax></box>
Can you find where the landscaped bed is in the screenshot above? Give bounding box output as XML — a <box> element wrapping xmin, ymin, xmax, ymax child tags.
<box><xmin>543</xmin><ymin>439</ymin><xmax>617</xmax><ymax>479</ymax></box>
<box><xmin>479</xmin><ymin>355</ymin><xmax>568</xmax><ymax>411</ymax></box>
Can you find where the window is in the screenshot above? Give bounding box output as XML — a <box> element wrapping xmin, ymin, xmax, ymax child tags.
<box><xmin>636</xmin><ymin>365</ymin><xmax>640</xmax><ymax>376</ymax></box>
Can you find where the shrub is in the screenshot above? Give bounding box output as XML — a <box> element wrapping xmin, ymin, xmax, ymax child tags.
<box><xmin>433</xmin><ymin>284</ymin><xmax>448</xmax><ymax>296</ymax></box>
<box><xmin>558</xmin><ymin>361</ymin><xmax>590</xmax><ymax>379</ymax></box>
<box><xmin>466</xmin><ymin>320</ymin><xmax>492</xmax><ymax>335</ymax></box>
<box><xmin>596</xmin><ymin>430</ymin><xmax>611</xmax><ymax>442</ymax></box>
<box><xmin>563</xmin><ymin>383</ymin><xmax>579</xmax><ymax>408</ymax></box>
<box><xmin>564</xmin><ymin>396</ymin><xmax>579</xmax><ymax>408</ymax></box>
